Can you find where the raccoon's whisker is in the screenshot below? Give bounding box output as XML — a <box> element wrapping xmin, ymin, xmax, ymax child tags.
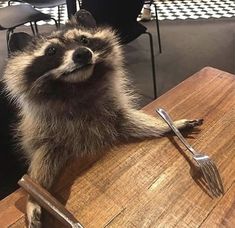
<box><xmin>29</xmin><ymin>73</ymin><xmax>51</xmax><ymax>93</ymax></box>
<box><xmin>33</xmin><ymin>74</ymin><xmax>50</xmax><ymax>86</ymax></box>
<box><xmin>98</xmin><ymin>46</ymin><xmax>115</xmax><ymax>58</ymax></box>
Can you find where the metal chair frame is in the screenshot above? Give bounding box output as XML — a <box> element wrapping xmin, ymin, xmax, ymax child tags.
<box><xmin>143</xmin><ymin>31</ymin><xmax>157</xmax><ymax>98</ymax></box>
<box><xmin>8</xmin><ymin>0</ymin><xmax>64</xmax><ymax>27</ymax></box>
<box><xmin>0</xmin><ymin>5</ymin><xmax>58</xmax><ymax>55</ymax></box>
<box><xmin>153</xmin><ymin>2</ymin><xmax>162</xmax><ymax>53</ymax></box>
<box><xmin>144</xmin><ymin>0</ymin><xmax>162</xmax><ymax>53</ymax></box>
<box><xmin>6</xmin><ymin>18</ymin><xmax>58</xmax><ymax>55</ymax></box>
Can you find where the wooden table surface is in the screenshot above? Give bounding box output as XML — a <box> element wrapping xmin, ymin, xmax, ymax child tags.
<box><xmin>0</xmin><ymin>67</ymin><xmax>234</xmax><ymax>228</ymax></box>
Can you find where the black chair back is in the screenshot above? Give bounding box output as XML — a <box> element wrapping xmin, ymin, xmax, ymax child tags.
<box><xmin>81</xmin><ymin>0</ymin><xmax>146</xmax><ymax>43</ymax></box>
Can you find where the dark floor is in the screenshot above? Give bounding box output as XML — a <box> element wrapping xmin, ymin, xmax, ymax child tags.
<box><xmin>126</xmin><ymin>17</ymin><xmax>235</xmax><ymax>104</ymax></box>
<box><xmin>0</xmin><ymin>16</ymin><xmax>235</xmax><ymax>199</ymax></box>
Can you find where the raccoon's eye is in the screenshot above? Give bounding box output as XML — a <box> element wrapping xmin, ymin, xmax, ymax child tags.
<box><xmin>80</xmin><ymin>35</ymin><xmax>89</xmax><ymax>45</ymax></box>
<box><xmin>45</xmin><ymin>46</ymin><xmax>57</xmax><ymax>56</ymax></box>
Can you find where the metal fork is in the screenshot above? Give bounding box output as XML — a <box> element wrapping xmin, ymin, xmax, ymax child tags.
<box><xmin>156</xmin><ymin>108</ymin><xmax>224</xmax><ymax>197</ymax></box>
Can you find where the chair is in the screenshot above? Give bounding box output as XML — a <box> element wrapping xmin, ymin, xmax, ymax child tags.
<box><xmin>81</xmin><ymin>0</ymin><xmax>158</xmax><ymax>98</ymax></box>
<box><xmin>8</xmin><ymin>0</ymin><xmax>66</xmax><ymax>27</ymax></box>
<box><xmin>78</xmin><ymin>0</ymin><xmax>162</xmax><ymax>53</ymax></box>
<box><xmin>0</xmin><ymin>4</ymin><xmax>58</xmax><ymax>54</ymax></box>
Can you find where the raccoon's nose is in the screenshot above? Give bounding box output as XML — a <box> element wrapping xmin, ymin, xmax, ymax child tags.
<box><xmin>72</xmin><ymin>47</ymin><xmax>92</xmax><ymax>65</ymax></box>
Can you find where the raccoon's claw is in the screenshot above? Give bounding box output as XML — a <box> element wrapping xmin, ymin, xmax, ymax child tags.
<box><xmin>27</xmin><ymin>200</ymin><xmax>42</xmax><ymax>228</ymax></box>
<box><xmin>185</xmin><ymin>119</ymin><xmax>204</xmax><ymax>128</ymax></box>
<box><xmin>29</xmin><ymin>220</ymin><xmax>41</xmax><ymax>228</ymax></box>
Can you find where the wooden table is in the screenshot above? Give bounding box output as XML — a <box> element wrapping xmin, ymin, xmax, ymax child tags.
<box><xmin>0</xmin><ymin>67</ymin><xmax>234</xmax><ymax>227</ymax></box>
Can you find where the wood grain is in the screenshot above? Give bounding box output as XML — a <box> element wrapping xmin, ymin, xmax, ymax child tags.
<box><xmin>200</xmin><ymin>184</ymin><xmax>235</xmax><ymax>228</ymax></box>
<box><xmin>0</xmin><ymin>67</ymin><xmax>234</xmax><ymax>228</ymax></box>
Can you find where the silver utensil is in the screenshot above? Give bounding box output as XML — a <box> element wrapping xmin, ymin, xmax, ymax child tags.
<box><xmin>18</xmin><ymin>175</ymin><xmax>84</xmax><ymax>228</ymax></box>
<box><xmin>156</xmin><ymin>108</ymin><xmax>224</xmax><ymax>197</ymax></box>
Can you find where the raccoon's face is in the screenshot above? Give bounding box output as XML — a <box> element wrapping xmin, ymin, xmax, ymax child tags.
<box><xmin>23</xmin><ymin>28</ymin><xmax>120</xmax><ymax>84</ymax></box>
<box><xmin>3</xmin><ymin>10</ymin><xmax>123</xmax><ymax>104</ymax></box>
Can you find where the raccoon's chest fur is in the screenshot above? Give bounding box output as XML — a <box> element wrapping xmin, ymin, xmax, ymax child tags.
<box><xmin>20</xmin><ymin>104</ymin><xmax>122</xmax><ymax>159</ymax></box>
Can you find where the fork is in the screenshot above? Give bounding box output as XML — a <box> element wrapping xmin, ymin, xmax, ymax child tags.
<box><xmin>156</xmin><ymin>108</ymin><xmax>224</xmax><ymax>197</ymax></box>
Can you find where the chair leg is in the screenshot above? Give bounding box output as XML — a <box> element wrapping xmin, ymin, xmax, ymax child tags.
<box><xmin>58</xmin><ymin>5</ymin><xmax>61</xmax><ymax>28</ymax></box>
<box><xmin>6</xmin><ymin>30</ymin><xmax>11</xmax><ymax>55</ymax></box>
<box><xmin>144</xmin><ymin>31</ymin><xmax>158</xmax><ymax>99</ymax></box>
<box><xmin>50</xmin><ymin>18</ymin><xmax>59</xmax><ymax>29</ymax></box>
<box><xmin>31</xmin><ymin>19</ymin><xmax>58</xmax><ymax>37</ymax></box>
<box><xmin>153</xmin><ymin>3</ymin><xmax>162</xmax><ymax>53</ymax></box>
<box><xmin>30</xmin><ymin>22</ymin><xmax>36</xmax><ymax>36</ymax></box>
<box><xmin>34</xmin><ymin>22</ymin><xmax>39</xmax><ymax>35</ymax></box>
<box><xmin>6</xmin><ymin>29</ymin><xmax>13</xmax><ymax>56</ymax></box>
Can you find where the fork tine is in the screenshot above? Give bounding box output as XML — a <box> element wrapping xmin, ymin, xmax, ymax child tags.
<box><xmin>198</xmin><ymin>162</ymin><xmax>217</xmax><ymax>197</ymax></box>
<box><xmin>204</xmin><ymin>161</ymin><xmax>221</xmax><ymax>197</ymax></box>
<box><xmin>207</xmin><ymin>160</ymin><xmax>224</xmax><ymax>194</ymax></box>
<box><xmin>204</xmin><ymin>159</ymin><xmax>221</xmax><ymax>197</ymax></box>
<box><xmin>202</xmin><ymin>160</ymin><xmax>220</xmax><ymax>197</ymax></box>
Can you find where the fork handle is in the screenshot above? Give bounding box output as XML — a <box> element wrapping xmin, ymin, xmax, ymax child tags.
<box><xmin>156</xmin><ymin>108</ymin><xmax>196</xmax><ymax>156</ymax></box>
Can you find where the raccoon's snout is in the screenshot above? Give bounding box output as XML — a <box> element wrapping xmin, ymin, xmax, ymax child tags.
<box><xmin>72</xmin><ymin>47</ymin><xmax>92</xmax><ymax>66</ymax></box>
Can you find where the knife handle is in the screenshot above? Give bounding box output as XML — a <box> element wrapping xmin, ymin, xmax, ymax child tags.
<box><xmin>18</xmin><ymin>174</ymin><xmax>83</xmax><ymax>228</ymax></box>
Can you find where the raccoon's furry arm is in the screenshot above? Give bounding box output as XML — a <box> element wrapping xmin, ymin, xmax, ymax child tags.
<box><xmin>118</xmin><ymin>109</ymin><xmax>202</xmax><ymax>140</ymax></box>
<box><xmin>26</xmin><ymin>146</ymin><xmax>68</xmax><ymax>228</ymax></box>
<box><xmin>28</xmin><ymin>147</ymin><xmax>65</xmax><ymax>189</ymax></box>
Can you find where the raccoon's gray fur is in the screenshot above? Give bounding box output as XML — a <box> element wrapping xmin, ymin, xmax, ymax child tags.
<box><xmin>3</xmin><ymin>10</ymin><xmax>202</xmax><ymax>228</ymax></box>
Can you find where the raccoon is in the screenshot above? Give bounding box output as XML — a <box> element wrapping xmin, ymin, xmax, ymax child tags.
<box><xmin>3</xmin><ymin>10</ymin><xmax>202</xmax><ymax>228</ymax></box>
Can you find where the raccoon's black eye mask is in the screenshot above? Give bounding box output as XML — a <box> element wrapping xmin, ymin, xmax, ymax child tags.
<box><xmin>73</xmin><ymin>35</ymin><xmax>90</xmax><ymax>46</ymax></box>
<box><xmin>78</xmin><ymin>35</ymin><xmax>89</xmax><ymax>45</ymax></box>
<box><xmin>45</xmin><ymin>46</ymin><xmax>57</xmax><ymax>56</ymax></box>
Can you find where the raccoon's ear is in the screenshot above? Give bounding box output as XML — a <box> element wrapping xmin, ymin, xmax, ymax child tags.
<box><xmin>66</xmin><ymin>9</ymin><xmax>97</xmax><ymax>28</ymax></box>
<box><xmin>8</xmin><ymin>32</ymin><xmax>33</xmax><ymax>53</ymax></box>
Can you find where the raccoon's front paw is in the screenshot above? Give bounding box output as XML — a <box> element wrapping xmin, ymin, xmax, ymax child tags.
<box><xmin>27</xmin><ymin>200</ymin><xmax>42</xmax><ymax>228</ymax></box>
<box><xmin>185</xmin><ymin>119</ymin><xmax>204</xmax><ymax>128</ymax></box>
